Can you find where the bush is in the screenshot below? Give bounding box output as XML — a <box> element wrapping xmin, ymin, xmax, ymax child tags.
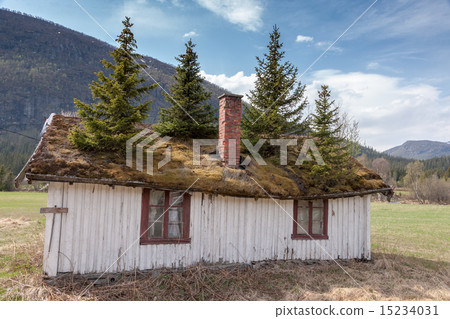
<box><xmin>418</xmin><ymin>175</ymin><xmax>450</xmax><ymax>204</ymax></box>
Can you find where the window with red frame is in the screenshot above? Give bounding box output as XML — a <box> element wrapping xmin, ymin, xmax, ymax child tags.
<box><xmin>140</xmin><ymin>189</ymin><xmax>191</xmax><ymax>244</ymax></box>
<box><xmin>292</xmin><ymin>199</ymin><xmax>328</xmax><ymax>239</ymax></box>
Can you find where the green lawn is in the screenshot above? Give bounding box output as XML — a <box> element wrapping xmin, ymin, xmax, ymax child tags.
<box><xmin>371</xmin><ymin>202</ymin><xmax>450</xmax><ymax>262</ymax></box>
<box><xmin>0</xmin><ymin>192</ymin><xmax>48</xmax><ymax>219</ymax></box>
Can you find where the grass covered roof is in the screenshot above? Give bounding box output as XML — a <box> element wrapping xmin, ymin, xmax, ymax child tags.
<box><xmin>17</xmin><ymin>115</ymin><xmax>392</xmax><ymax>200</ymax></box>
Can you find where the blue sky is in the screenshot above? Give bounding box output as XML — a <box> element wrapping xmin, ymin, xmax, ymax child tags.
<box><xmin>1</xmin><ymin>0</ymin><xmax>449</xmax><ymax>151</ymax></box>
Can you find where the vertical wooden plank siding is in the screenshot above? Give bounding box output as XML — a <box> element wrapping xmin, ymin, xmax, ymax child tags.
<box><xmin>45</xmin><ymin>183</ymin><xmax>373</xmax><ymax>275</ymax></box>
<box><xmin>43</xmin><ymin>182</ymin><xmax>64</xmax><ymax>276</ymax></box>
<box><xmin>365</xmin><ymin>195</ymin><xmax>371</xmax><ymax>260</ymax></box>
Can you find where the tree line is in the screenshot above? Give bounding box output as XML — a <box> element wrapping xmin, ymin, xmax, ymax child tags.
<box><xmin>357</xmin><ymin>153</ymin><xmax>450</xmax><ymax>203</ymax></box>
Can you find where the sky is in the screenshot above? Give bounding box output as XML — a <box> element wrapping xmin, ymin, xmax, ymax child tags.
<box><xmin>1</xmin><ymin>0</ymin><xmax>449</xmax><ymax>151</ymax></box>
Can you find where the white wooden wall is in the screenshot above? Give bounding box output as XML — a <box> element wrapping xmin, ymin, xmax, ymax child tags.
<box><xmin>43</xmin><ymin>182</ymin><xmax>371</xmax><ymax>276</ymax></box>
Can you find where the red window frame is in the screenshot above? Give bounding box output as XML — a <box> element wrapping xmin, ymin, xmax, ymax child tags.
<box><xmin>292</xmin><ymin>199</ymin><xmax>328</xmax><ymax>240</ymax></box>
<box><xmin>140</xmin><ymin>189</ymin><xmax>191</xmax><ymax>245</ymax></box>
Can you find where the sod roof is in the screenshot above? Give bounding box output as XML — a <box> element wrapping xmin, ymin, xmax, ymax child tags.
<box><xmin>16</xmin><ymin>115</ymin><xmax>392</xmax><ymax>200</ymax></box>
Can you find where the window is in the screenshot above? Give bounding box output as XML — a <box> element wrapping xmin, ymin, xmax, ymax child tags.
<box><xmin>140</xmin><ymin>189</ymin><xmax>191</xmax><ymax>244</ymax></box>
<box><xmin>292</xmin><ymin>199</ymin><xmax>328</xmax><ymax>239</ymax></box>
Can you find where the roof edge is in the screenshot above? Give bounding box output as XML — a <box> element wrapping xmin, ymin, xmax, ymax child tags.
<box><xmin>25</xmin><ymin>173</ymin><xmax>393</xmax><ymax>200</ymax></box>
<box><xmin>14</xmin><ymin>114</ymin><xmax>56</xmax><ymax>187</ymax></box>
<box><xmin>14</xmin><ymin>136</ymin><xmax>44</xmax><ymax>187</ymax></box>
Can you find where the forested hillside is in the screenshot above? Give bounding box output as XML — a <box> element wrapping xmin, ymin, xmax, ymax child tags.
<box><xmin>356</xmin><ymin>144</ymin><xmax>450</xmax><ymax>184</ymax></box>
<box><xmin>0</xmin><ymin>8</ymin><xmax>228</xmax><ymax>175</ymax></box>
<box><xmin>0</xmin><ymin>8</ymin><xmax>227</xmax><ymax>130</ymax></box>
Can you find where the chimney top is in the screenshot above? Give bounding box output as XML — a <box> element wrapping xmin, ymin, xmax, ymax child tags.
<box><xmin>218</xmin><ymin>93</ymin><xmax>243</xmax><ymax>99</ymax></box>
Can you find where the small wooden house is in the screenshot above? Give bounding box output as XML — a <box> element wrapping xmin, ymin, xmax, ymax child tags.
<box><xmin>16</xmin><ymin>94</ymin><xmax>392</xmax><ymax>277</ymax></box>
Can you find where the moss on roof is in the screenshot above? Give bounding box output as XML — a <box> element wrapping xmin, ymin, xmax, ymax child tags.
<box><xmin>21</xmin><ymin>115</ymin><xmax>391</xmax><ymax>199</ymax></box>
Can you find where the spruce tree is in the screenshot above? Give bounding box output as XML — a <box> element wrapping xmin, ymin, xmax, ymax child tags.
<box><xmin>310</xmin><ymin>85</ymin><xmax>349</xmax><ymax>170</ymax></box>
<box><xmin>0</xmin><ymin>165</ymin><xmax>13</xmax><ymax>191</ymax></box>
<box><xmin>69</xmin><ymin>17</ymin><xmax>155</xmax><ymax>152</ymax></box>
<box><xmin>0</xmin><ymin>165</ymin><xmax>5</xmax><ymax>190</ymax></box>
<box><xmin>154</xmin><ymin>40</ymin><xmax>216</xmax><ymax>138</ymax></box>
<box><xmin>242</xmin><ymin>25</ymin><xmax>308</xmax><ymax>143</ymax></box>
<box><xmin>4</xmin><ymin>171</ymin><xmax>13</xmax><ymax>191</ymax></box>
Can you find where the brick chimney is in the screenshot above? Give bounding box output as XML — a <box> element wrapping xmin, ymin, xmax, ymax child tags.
<box><xmin>218</xmin><ymin>93</ymin><xmax>242</xmax><ymax>168</ymax></box>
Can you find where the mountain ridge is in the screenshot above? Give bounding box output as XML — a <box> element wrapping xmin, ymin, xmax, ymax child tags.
<box><xmin>383</xmin><ymin>140</ymin><xmax>450</xmax><ymax>160</ymax></box>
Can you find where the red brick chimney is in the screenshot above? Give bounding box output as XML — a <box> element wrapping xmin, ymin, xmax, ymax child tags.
<box><xmin>218</xmin><ymin>93</ymin><xmax>242</xmax><ymax>168</ymax></box>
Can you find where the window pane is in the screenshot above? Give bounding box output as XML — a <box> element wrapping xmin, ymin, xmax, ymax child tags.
<box><xmin>311</xmin><ymin>200</ymin><xmax>323</xmax><ymax>208</ymax></box>
<box><xmin>149</xmin><ymin>206</ymin><xmax>164</xmax><ymax>222</ymax></box>
<box><xmin>296</xmin><ymin>206</ymin><xmax>309</xmax><ymax>235</ymax></box>
<box><xmin>312</xmin><ymin>207</ymin><xmax>323</xmax><ymax>234</ymax></box>
<box><xmin>149</xmin><ymin>222</ymin><xmax>163</xmax><ymax>238</ymax></box>
<box><xmin>149</xmin><ymin>206</ymin><xmax>164</xmax><ymax>238</ymax></box>
<box><xmin>170</xmin><ymin>191</ymin><xmax>184</xmax><ymax>206</ymax></box>
<box><xmin>150</xmin><ymin>190</ymin><xmax>165</xmax><ymax>206</ymax></box>
<box><xmin>169</xmin><ymin>207</ymin><xmax>183</xmax><ymax>222</ymax></box>
<box><xmin>168</xmin><ymin>207</ymin><xmax>183</xmax><ymax>238</ymax></box>
<box><xmin>168</xmin><ymin>223</ymin><xmax>182</xmax><ymax>238</ymax></box>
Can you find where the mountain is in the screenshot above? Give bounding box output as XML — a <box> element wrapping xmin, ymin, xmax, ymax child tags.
<box><xmin>0</xmin><ymin>8</ymin><xmax>228</xmax><ymax>131</ymax></box>
<box><xmin>0</xmin><ymin>8</ymin><xmax>229</xmax><ymax>174</ymax></box>
<box><xmin>384</xmin><ymin>140</ymin><xmax>450</xmax><ymax>160</ymax></box>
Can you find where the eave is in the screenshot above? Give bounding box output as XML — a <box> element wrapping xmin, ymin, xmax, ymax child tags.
<box><xmin>25</xmin><ymin>172</ymin><xmax>393</xmax><ymax>201</ymax></box>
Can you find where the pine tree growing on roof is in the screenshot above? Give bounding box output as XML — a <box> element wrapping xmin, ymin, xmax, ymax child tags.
<box><xmin>310</xmin><ymin>85</ymin><xmax>349</xmax><ymax>175</ymax></box>
<box><xmin>242</xmin><ymin>25</ymin><xmax>308</xmax><ymax>147</ymax></box>
<box><xmin>69</xmin><ymin>17</ymin><xmax>155</xmax><ymax>152</ymax></box>
<box><xmin>154</xmin><ymin>40</ymin><xmax>217</xmax><ymax>138</ymax></box>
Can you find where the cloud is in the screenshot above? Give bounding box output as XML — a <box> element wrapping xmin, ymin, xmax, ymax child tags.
<box><xmin>306</xmin><ymin>70</ymin><xmax>450</xmax><ymax>151</ymax></box>
<box><xmin>200</xmin><ymin>68</ymin><xmax>450</xmax><ymax>151</ymax></box>
<box><xmin>183</xmin><ymin>31</ymin><xmax>198</xmax><ymax>38</ymax></box>
<box><xmin>200</xmin><ymin>70</ymin><xmax>256</xmax><ymax>99</ymax></box>
<box><xmin>195</xmin><ymin>0</ymin><xmax>263</xmax><ymax>31</ymax></box>
<box><xmin>296</xmin><ymin>35</ymin><xmax>313</xmax><ymax>43</ymax></box>
<box><xmin>366</xmin><ymin>62</ymin><xmax>380</xmax><ymax>70</ymax></box>
<box><xmin>315</xmin><ymin>41</ymin><xmax>343</xmax><ymax>53</ymax></box>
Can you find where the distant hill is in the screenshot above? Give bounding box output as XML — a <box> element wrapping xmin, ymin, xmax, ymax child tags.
<box><xmin>384</xmin><ymin>140</ymin><xmax>450</xmax><ymax>160</ymax></box>
<box><xmin>0</xmin><ymin>8</ymin><xmax>228</xmax><ymax>131</ymax></box>
<box><xmin>355</xmin><ymin>144</ymin><xmax>449</xmax><ymax>183</ymax></box>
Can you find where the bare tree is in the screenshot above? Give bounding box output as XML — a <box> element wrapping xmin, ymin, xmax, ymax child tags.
<box><xmin>356</xmin><ymin>153</ymin><xmax>371</xmax><ymax>168</ymax></box>
<box><xmin>418</xmin><ymin>174</ymin><xmax>450</xmax><ymax>204</ymax></box>
<box><xmin>404</xmin><ymin>161</ymin><xmax>425</xmax><ymax>204</ymax></box>
<box><xmin>372</xmin><ymin>157</ymin><xmax>391</xmax><ymax>183</ymax></box>
<box><xmin>335</xmin><ymin>108</ymin><xmax>361</xmax><ymax>157</ymax></box>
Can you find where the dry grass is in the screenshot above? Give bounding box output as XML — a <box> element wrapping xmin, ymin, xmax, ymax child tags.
<box><xmin>1</xmin><ymin>254</ymin><xmax>448</xmax><ymax>301</ymax></box>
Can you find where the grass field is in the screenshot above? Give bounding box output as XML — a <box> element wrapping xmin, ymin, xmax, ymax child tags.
<box><xmin>372</xmin><ymin>202</ymin><xmax>450</xmax><ymax>262</ymax></box>
<box><xmin>0</xmin><ymin>192</ymin><xmax>448</xmax><ymax>300</ymax></box>
<box><xmin>0</xmin><ymin>192</ymin><xmax>48</xmax><ymax>219</ymax></box>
